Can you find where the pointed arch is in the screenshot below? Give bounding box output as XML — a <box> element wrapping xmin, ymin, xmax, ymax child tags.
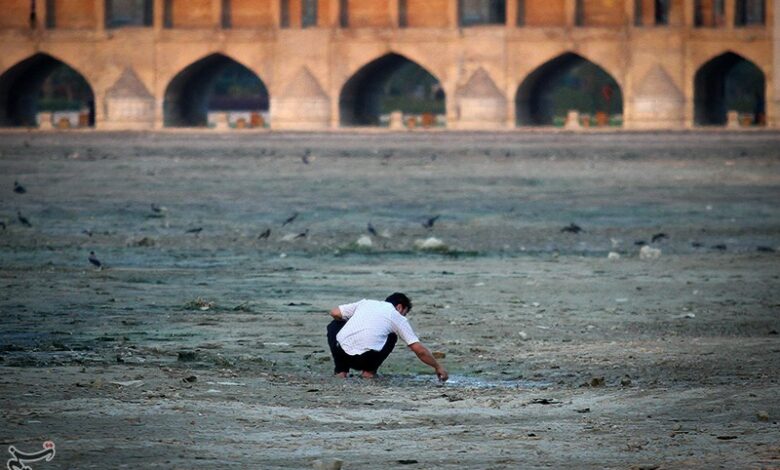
<box><xmin>515</xmin><ymin>52</ymin><xmax>623</xmax><ymax>127</ymax></box>
<box><xmin>0</xmin><ymin>53</ymin><xmax>95</xmax><ymax>127</ymax></box>
<box><xmin>163</xmin><ymin>53</ymin><xmax>269</xmax><ymax>127</ymax></box>
<box><xmin>339</xmin><ymin>52</ymin><xmax>446</xmax><ymax>127</ymax></box>
<box><xmin>694</xmin><ymin>51</ymin><xmax>765</xmax><ymax>126</ymax></box>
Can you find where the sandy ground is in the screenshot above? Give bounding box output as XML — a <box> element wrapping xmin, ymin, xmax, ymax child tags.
<box><xmin>0</xmin><ymin>130</ymin><xmax>779</xmax><ymax>469</ymax></box>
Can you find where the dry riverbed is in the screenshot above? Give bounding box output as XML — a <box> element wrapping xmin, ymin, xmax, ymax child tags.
<box><xmin>0</xmin><ymin>131</ymin><xmax>779</xmax><ymax>469</ymax></box>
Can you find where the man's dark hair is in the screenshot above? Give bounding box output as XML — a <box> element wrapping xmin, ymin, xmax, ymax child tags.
<box><xmin>385</xmin><ymin>292</ymin><xmax>412</xmax><ymax>311</ymax></box>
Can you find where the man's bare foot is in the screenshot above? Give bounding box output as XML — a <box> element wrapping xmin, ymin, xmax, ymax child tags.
<box><xmin>335</xmin><ymin>372</ymin><xmax>348</xmax><ymax>378</ymax></box>
<box><xmin>361</xmin><ymin>371</ymin><xmax>376</xmax><ymax>379</ymax></box>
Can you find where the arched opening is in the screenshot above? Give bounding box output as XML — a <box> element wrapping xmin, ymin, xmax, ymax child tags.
<box><xmin>0</xmin><ymin>54</ymin><xmax>95</xmax><ymax>128</ymax></box>
<box><xmin>694</xmin><ymin>52</ymin><xmax>765</xmax><ymax>126</ymax></box>
<box><xmin>516</xmin><ymin>53</ymin><xmax>623</xmax><ymax>127</ymax></box>
<box><xmin>164</xmin><ymin>54</ymin><xmax>269</xmax><ymax>127</ymax></box>
<box><xmin>339</xmin><ymin>53</ymin><xmax>445</xmax><ymax>127</ymax></box>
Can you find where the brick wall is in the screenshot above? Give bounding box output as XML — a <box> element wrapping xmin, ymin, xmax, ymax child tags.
<box><xmin>406</xmin><ymin>0</ymin><xmax>449</xmax><ymax>28</ymax></box>
<box><xmin>581</xmin><ymin>0</ymin><xmax>626</xmax><ymax>26</ymax></box>
<box><xmin>230</xmin><ymin>0</ymin><xmax>275</xmax><ymax>27</ymax></box>
<box><xmin>171</xmin><ymin>0</ymin><xmax>214</xmax><ymax>28</ymax></box>
<box><xmin>348</xmin><ymin>0</ymin><xmax>391</xmax><ymax>27</ymax></box>
<box><xmin>54</xmin><ymin>0</ymin><xmax>97</xmax><ymax>29</ymax></box>
<box><xmin>0</xmin><ymin>0</ymin><xmax>30</xmax><ymax>28</ymax></box>
<box><xmin>525</xmin><ymin>0</ymin><xmax>566</xmax><ymax>26</ymax></box>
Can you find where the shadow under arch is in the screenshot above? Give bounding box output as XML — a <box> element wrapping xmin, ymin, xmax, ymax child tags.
<box><xmin>516</xmin><ymin>52</ymin><xmax>623</xmax><ymax>126</ymax></box>
<box><xmin>694</xmin><ymin>52</ymin><xmax>765</xmax><ymax>126</ymax></box>
<box><xmin>164</xmin><ymin>53</ymin><xmax>269</xmax><ymax>127</ymax></box>
<box><xmin>339</xmin><ymin>53</ymin><xmax>445</xmax><ymax>127</ymax></box>
<box><xmin>0</xmin><ymin>53</ymin><xmax>95</xmax><ymax>127</ymax></box>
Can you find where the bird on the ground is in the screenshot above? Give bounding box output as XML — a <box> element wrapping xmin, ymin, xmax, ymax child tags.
<box><xmin>82</xmin><ymin>229</ymin><xmax>93</xmax><ymax>237</ymax></box>
<box><xmin>88</xmin><ymin>251</ymin><xmax>102</xmax><ymax>270</ymax></box>
<box><xmin>757</xmin><ymin>246</ymin><xmax>775</xmax><ymax>253</ymax></box>
<box><xmin>258</xmin><ymin>228</ymin><xmax>271</xmax><ymax>239</ymax></box>
<box><xmin>367</xmin><ymin>222</ymin><xmax>378</xmax><ymax>237</ymax></box>
<box><xmin>17</xmin><ymin>211</ymin><xmax>31</xmax><ymax>227</ymax></box>
<box><xmin>634</xmin><ymin>240</ymin><xmax>646</xmax><ymax>246</ymax></box>
<box><xmin>691</xmin><ymin>241</ymin><xmax>703</xmax><ymax>248</ymax></box>
<box><xmin>186</xmin><ymin>227</ymin><xmax>203</xmax><ymax>234</ymax></box>
<box><xmin>422</xmin><ymin>215</ymin><xmax>440</xmax><ymax>229</ymax></box>
<box><xmin>282</xmin><ymin>212</ymin><xmax>299</xmax><ymax>226</ymax></box>
<box><xmin>13</xmin><ymin>181</ymin><xmax>26</xmax><ymax>194</ymax></box>
<box><xmin>560</xmin><ymin>223</ymin><xmax>582</xmax><ymax>234</ymax></box>
<box><xmin>711</xmin><ymin>244</ymin><xmax>727</xmax><ymax>251</ymax></box>
<box><xmin>651</xmin><ymin>233</ymin><xmax>668</xmax><ymax>243</ymax></box>
<box><xmin>302</xmin><ymin>149</ymin><xmax>312</xmax><ymax>164</ymax></box>
<box><xmin>151</xmin><ymin>203</ymin><xmax>166</xmax><ymax>214</ymax></box>
<box><xmin>294</xmin><ymin>229</ymin><xmax>309</xmax><ymax>239</ymax></box>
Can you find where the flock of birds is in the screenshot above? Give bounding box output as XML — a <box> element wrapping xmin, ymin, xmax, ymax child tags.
<box><xmin>7</xmin><ymin>173</ymin><xmax>775</xmax><ymax>272</ymax></box>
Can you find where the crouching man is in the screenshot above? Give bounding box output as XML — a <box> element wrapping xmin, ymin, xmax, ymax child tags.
<box><xmin>326</xmin><ymin>292</ymin><xmax>448</xmax><ymax>381</ymax></box>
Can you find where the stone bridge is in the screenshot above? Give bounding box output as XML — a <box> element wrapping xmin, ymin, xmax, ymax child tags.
<box><xmin>0</xmin><ymin>0</ymin><xmax>776</xmax><ymax>130</ymax></box>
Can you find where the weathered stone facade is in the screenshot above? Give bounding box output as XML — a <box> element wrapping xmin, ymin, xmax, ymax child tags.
<box><xmin>0</xmin><ymin>0</ymin><xmax>775</xmax><ymax>130</ymax></box>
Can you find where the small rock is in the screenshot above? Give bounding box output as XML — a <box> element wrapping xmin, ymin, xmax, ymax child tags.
<box><xmin>757</xmin><ymin>410</ymin><xmax>769</xmax><ymax>422</ymax></box>
<box><xmin>590</xmin><ymin>377</ymin><xmax>605</xmax><ymax>387</ymax></box>
<box><xmin>639</xmin><ymin>245</ymin><xmax>661</xmax><ymax>260</ymax></box>
<box><xmin>518</xmin><ymin>331</ymin><xmax>528</xmax><ymax>340</ymax></box>
<box><xmin>312</xmin><ymin>458</ymin><xmax>343</xmax><ymax>470</ymax></box>
<box><xmin>621</xmin><ymin>375</ymin><xmax>632</xmax><ymax>386</ymax></box>
<box><xmin>183</xmin><ymin>375</ymin><xmax>197</xmax><ymax>383</ymax></box>
<box><xmin>432</xmin><ymin>351</ymin><xmax>446</xmax><ymax>359</ymax></box>
<box><xmin>177</xmin><ymin>351</ymin><xmax>198</xmax><ymax>362</ymax></box>
<box><xmin>607</xmin><ymin>251</ymin><xmax>621</xmax><ymax>260</ymax></box>
<box><xmin>414</xmin><ymin>237</ymin><xmax>446</xmax><ymax>250</ymax></box>
<box><xmin>575</xmin><ymin>407</ymin><xmax>590</xmax><ymax>413</ymax></box>
<box><xmin>355</xmin><ymin>235</ymin><xmax>373</xmax><ymax>247</ymax></box>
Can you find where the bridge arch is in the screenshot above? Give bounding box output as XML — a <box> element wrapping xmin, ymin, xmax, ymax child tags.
<box><xmin>515</xmin><ymin>52</ymin><xmax>623</xmax><ymax>127</ymax></box>
<box><xmin>163</xmin><ymin>53</ymin><xmax>269</xmax><ymax>127</ymax></box>
<box><xmin>339</xmin><ymin>52</ymin><xmax>446</xmax><ymax>127</ymax></box>
<box><xmin>0</xmin><ymin>53</ymin><xmax>95</xmax><ymax>127</ymax></box>
<box><xmin>694</xmin><ymin>51</ymin><xmax>766</xmax><ymax>126</ymax></box>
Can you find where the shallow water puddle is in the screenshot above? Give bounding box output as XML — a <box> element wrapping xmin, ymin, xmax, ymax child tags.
<box><xmin>396</xmin><ymin>374</ymin><xmax>552</xmax><ymax>389</ymax></box>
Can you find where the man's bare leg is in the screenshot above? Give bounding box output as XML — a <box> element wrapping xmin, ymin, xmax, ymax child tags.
<box><xmin>336</xmin><ymin>372</ymin><xmax>348</xmax><ymax>378</ymax></box>
<box><xmin>361</xmin><ymin>371</ymin><xmax>376</xmax><ymax>379</ymax></box>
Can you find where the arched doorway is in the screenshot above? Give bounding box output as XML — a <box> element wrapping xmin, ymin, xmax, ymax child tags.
<box><xmin>164</xmin><ymin>54</ymin><xmax>269</xmax><ymax>127</ymax></box>
<box><xmin>0</xmin><ymin>54</ymin><xmax>95</xmax><ymax>127</ymax></box>
<box><xmin>694</xmin><ymin>52</ymin><xmax>765</xmax><ymax>126</ymax></box>
<box><xmin>339</xmin><ymin>53</ymin><xmax>445</xmax><ymax>127</ymax></box>
<box><xmin>516</xmin><ymin>52</ymin><xmax>623</xmax><ymax>127</ymax></box>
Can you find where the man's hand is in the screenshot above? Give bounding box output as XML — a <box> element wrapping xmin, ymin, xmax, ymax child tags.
<box><xmin>329</xmin><ymin>307</ymin><xmax>343</xmax><ymax>320</ymax></box>
<box><xmin>409</xmin><ymin>342</ymin><xmax>447</xmax><ymax>382</ymax></box>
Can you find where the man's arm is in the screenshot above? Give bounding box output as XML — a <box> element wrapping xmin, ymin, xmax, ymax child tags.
<box><xmin>409</xmin><ymin>342</ymin><xmax>448</xmax><ymax>382</ymax></box>
<box><xmin>329</xmin><ymin>307</ymin><xmax>343</xmax><ymax>320</ymax></box>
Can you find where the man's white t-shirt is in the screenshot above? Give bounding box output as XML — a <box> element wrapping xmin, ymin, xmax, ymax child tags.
<box><xmin>336</xmin><ymin>299</ymin><xmax>420</xmax><ymax>355</ymax></box>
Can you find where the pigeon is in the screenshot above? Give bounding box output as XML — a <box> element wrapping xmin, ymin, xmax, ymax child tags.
<box><xmin>651</xmin><ymin>233</ymin><xmax>668</xmax><ymax>243</ymax></box>
<box><xmin>691</xmin><ymin>242</ymin><xmax>703</xmax><ymax>248</ymax></box>
<box><xmin>367</xmin><ymin>222</ymin><xmax>378</xmax><ymax>237</ymax></box>
<box><xmin>634</xmin><ymin>240</ymin><xmax>646</xmax><ymax>246</ymax></box>
<box><xmin>13</xmin><ymin>181</ymin><xmax>26</xmax><ymax>194</ymax></box>
<box><xmin>88</xmin><ymin>251</ymin><xmax>102</xmax><ymax>269</ymax></box>
<box><xmin>150</xmin><ymin>203</ymin><xmax>166</xmax><ymax>214</ymax></box>
<box><xmin>422</xmin><ymin>215</ymin><xmax>440</xmax><ymax>229</ymax></box>
<box><xmin>302</xmin><ymin>149</ymin><xmax>312</xmax><ymax>164</ymax></box>
<box><xmin>258</xmin><ymin>228</ymin><xmax>271</xmax><ymax>239</ymax></box>
<box><xmin>756</xmin><ymin>246</ymin><xmax>775</xmax><ymax>253</ymax></box>
<box><xmin>294</xmin><ymin>229</ymin><xmax>309</xmax><ymax>239</ymax></box>
<box><xmin>17</xmin><ymin>211</ymin><xmax>31</xmax><ymax>227</ymax></box>
<box><xmin>82</xmin><ymin>229</ymin><xmax>93</xmax><ymax>237</ymax></box>
<box><xmin>711</xmin><ymin>244</ymin><xmax>727</xmax><ymax>251</ymax></box>
<box><xmin>282</xmin><ymin>212</ymin><xmax>299</xmax><ymax>226</ymax></box>
<box><xmin>560</xmin><ymin>223</ymin><xmax>582</xmax><ymax>234</ymax></box>
<box><xmin>186</xmin><ymin>227</ymin><xmax>203</xmax><ymax>234</ymax></box>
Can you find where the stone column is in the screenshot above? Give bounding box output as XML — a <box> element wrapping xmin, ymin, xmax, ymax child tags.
<box><xmin>153</xmin><ymin>0</ymin><xmax>164</xmax><ymax>31</ymax></box>
<box><xmin>565</xmin><ymin>0</ymin><xmax>578</xmax><ymax>27</ymax></box>
<box><xmin>389</xmin><ymin>0</ymin><xmax>399</xmax><ymax>27</ymax></box>
<box><xmin>682</xmin><ymin>0</ymin><xmax>694</xmax><ymax>26</ymax></box>
<box><xmin>270</xmin><ymin>0</ymin><xmax>281</xmax><ymax>27</ymax></box>
<box><xmin>506</xmin><ymin>0</ymin><xmax>518</xmax><ymax>27</ymax></box>
<box><xmin>95</xmin><ymin>0</ymin><xmax>106</xmax><ymax>32</ymax></box>
<box><xmin>773</xmin><ymin>0</ymin><xmax>780</xmax><ymax>127</ymax></box>
<box><xmin>447</xmin><ymin>0</ymin><xmax>458</xmax><ymax>28</ymax></box>
<box><xmin>37</xmin><ymin>0</ymin><xmax>48</xmax><ymax>30</ymax></box>
<box><xmin>212</xmin><ymin>0</ymin><xmax>222</xmax><ymax>28</ymax></box>
<box><xmin>724</xmin><ymin>0</ymin><xmax>735</xmax><ymax>28</ymax></box>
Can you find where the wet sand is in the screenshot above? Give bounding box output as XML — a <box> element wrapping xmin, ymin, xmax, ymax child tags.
<box><xmin>1</xmin><ymin>130</ymin><xmax>779</xmax><ymax>469</ymax></box>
